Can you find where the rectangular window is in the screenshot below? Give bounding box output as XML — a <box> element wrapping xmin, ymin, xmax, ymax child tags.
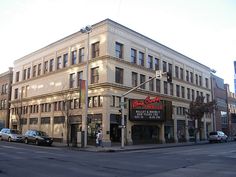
<box><xmin>98</xmin><ymin>96</ymin><xmax>103</xmax><ymax>107</ymax></box>
<box><xmin>186</xmin><ymin>70</ymin><xmax>189</xmax><ymax>82</ymax></box>
<box><xmin>180</xmin><ymin>68</ymin><xmax>184</xmax><ymax>80</ymax></box>
<box><xmin>57</xmin><ymin>56</ymin><xmax>62</xmax><ymax>69</ymax></box>
<box><xmin>77</xmin><ymin>71</ymin><xmax>83</xmax><ymax>87</ymax></box>
<box><xmin>154</xmin><ymin>58</ymin><xmax>160</xmax><ymax>70</ymax></box>
<box><xmin>170</xmin><ymin>83</ymin><xmax>173</xmax><ymax>96</ymax></box>
<box><xmin>54</xmin><ymin>116</ymin><xmax>65</xmax><ymax>124</ymax></box>
<box><xmin>16</xmin><ymin>71</ymin><xmax>20</xmax><ymax>82</ymax></box>
<box><xmin>29</xmin><ymin>118</ymin><xmax>38</xmax><ymax>125</ymax></box>
<box><xmin>63</xmin><ymin>53</ymin><xmax>68</xmax><ymax>67</ymax></box>
<box><xmin>41</xmin><ymin>117</ymin><xmax>50</xmax><ymax>124</ymax></box>
<box><xmin>131</xmin><ymin>48</ymin><xmax>137</xmax><ymax>64</ymax></box>
<box><xmin>206</xmin><ymin>94</ymin><xmax>210</xmax><ymax>102</ymax></box>
<box><xmin>44</xmin><ymin>61</ymin><xmax>48</xmax><ymax>74</ymax></box>
<box><xmin>27</xmin><ymin>68</ymin><xmax>31</xmax><ymax>79</ymax></box>
<box><xmin>199</xmin><ymin>76</ymin><xmax>202</xmax><ymax>86</ymax></box>
<box><xmin>149</xmin><ymin>77</ymin><xmax>154</xmax><ymax>91</ymax></box>
<box><xmin>79</xmin><ymin>48</ymin><xmax>84</xmax><ymax>63</ymax></box>
<box><xmin>91</xmin><ymin>67</ymin><xmax>99</xmax><ymax>84</ymax></box>
<box><xmin>191</xmin><ymin>89</ymin><xmax>195</xmax><ymax>101</ymax></box>
<box><xmin>168</xmin><ymin>63</ymin><xmax>172</xmax><ymax>74</ymax></box>
<box><xmin>156</xmin><ymin>79</ymin><xmax>161</xmax><ymax>93</ymax></box>
<box><xmin>187</xmin><ymin>88</ymin><xmax>190</xmax><ymax>99</ymax></box>
<box><xmin>190</xmin><ymin>72</ymin><xmax>193</xmax><ymax>83</ymax></box>
<box><xmin>49</xmin><ymin>59</ymin><xmax>54</xmax><ymax>72</ymax></box>
<box><xmin>14</xmin><ymin>88</ymin><xmax>18</xmax><ymax>99</ymax></box>
<box><xmin>115</xmin><ymin>42</ymin><xmax>123</xmax><ymax>58</ymax></box>
<box><xmin>147</xmin><ymin>55</ymin><xmax>153</xmax><ymax>69</ymax></box>
<box><xmin>140</xmin><ymin>74</ymin><xmax>145</xmax><ymax>89</ymax></box>
<box><xmin>92</xmin><ymin>42</ymin><xmax>99</xmax><ymax>58</ymax></box>
<box><xmin>176</xmin><ymin>85</ymin><xmax>180</xmax><ymax>97</ymax></box>
<box><xmin>69</xmin><ymin>73</ymin><xmax>76</xmax><ymax>88</ymax></box>
<box><xmin>32</xmin><ymin>65</ymin><xmax>37</xmax><ymax>77</ymax></box>
<box><xmin>23</xmin><ymin>69</ymin><xmax>27</xmax><ymax>80</ymax></box>
<box><xmin>181</xmin><ymin>86</ymin><xmax>185</xmax><ymax>98</ymax></box>
<box><xmin>195</xmin><ymin>74</ymin><xmax>198</xmax><ymax>85</ymax></box>
<box><xmin>132</xmin><ymin>72</ymin><xmax>138</xmax><ymax>87</ymax></box>
<box><xmin>115</xmin><ymin>67</ymin><xmax>123</xmax><ymax>84</ymax></box>
<box><xmin>162</xmin><ymin>61</ymin><xmax>167</xmax><ymax>72</ymax></box>
<box><xmin>164</xmin><ymin>81</ymin><xmax>168</xmax><ymax>94</ymax></box>
<box><xmin>71</xmin><ymin>50</ymin><xmax>77</xmax><ymax>65</ymax></box>
<box><xmin>175</xmin><ymin>66</ymin><xmax>179</xmax><ymax>78</ymax></box>
<box><xmin>139</xmin><ymin>52</ymin><xmax>144</xmax><ymax>66</ymax></box>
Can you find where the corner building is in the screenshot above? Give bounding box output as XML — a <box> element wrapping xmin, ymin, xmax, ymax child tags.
<box><xmin>10</xmin><ymin>19</ymin><xmax>213</xmax><ymax>146</ymax></box>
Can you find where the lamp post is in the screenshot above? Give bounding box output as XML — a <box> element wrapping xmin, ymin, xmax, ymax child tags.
<box><xmin>80</xmin><ymin>25</ymin><xmax>92</xmax><ymax>148</ymax></box>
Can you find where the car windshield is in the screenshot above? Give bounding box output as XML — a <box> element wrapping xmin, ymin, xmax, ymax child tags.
<box><xmin>10</xmin><ymin>130</ymin><xmax>21</xmax><ymax>134</ymax></box>
<box><xmin>36</xmin><ymin>131</ymin><xmax>48</xmax><ymax>136</ymax></box>
<box><xmin>209</xmin><ymin>132</ymin><xmax>217</xmax><ymax>135</ymax></box>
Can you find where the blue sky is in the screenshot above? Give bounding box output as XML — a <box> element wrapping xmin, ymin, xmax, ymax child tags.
<box><xmin>0</xmin><ymin>0</ymin><xmax>236</xmax><ymax>91</ymax></box>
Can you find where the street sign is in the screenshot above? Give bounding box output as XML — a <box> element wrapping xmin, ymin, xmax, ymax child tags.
<box><xmin>156</xmin><ymin>70</ymin><xmax>162</xmax><ymax>79</ymax></box>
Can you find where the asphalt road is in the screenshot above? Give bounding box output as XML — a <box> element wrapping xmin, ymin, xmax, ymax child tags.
<box><xmin>0</xmin><ymin>141</ymin><xmax>236</xmax><ymax>177</ymax></box>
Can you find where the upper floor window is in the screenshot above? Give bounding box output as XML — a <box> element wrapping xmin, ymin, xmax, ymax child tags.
<box><xmin>180</xmin><ymin>68</ymin><xmax>184</xmax><ymax>80</ymax></box>
<box><xmin>38</xmin><ymin>63</ymin><xmax>41</xmax><ymax>76</ymax></box>
<box><xmin>49</xmin><ymin>59</ymin><xmax>54</xmax><ymax>72</ymax></box>
<box><xmin>16</xmin><ymin>71</ymin><xmax>20</xmax><ymax>82</ymax></box>
<box><xmin>170</xmin><ymin>83</ymin><xmax>174</xmax><ymax>96</ymax></box>
<box><xmin>190</xmin><ymin>72</ymin><xmax>193</xmax><ymax>83</ymax></box>
<box><xmin>91</xmin><ymin>67</ymin><xmax>99</xmax><ymax>84</ymax></box>
<box><xmin>63</xmin><ymin>53</ymin><xmax>68</xmax><ymax>68</ymax></box>
<box><xmin>140</xmin><ymin>74</ymin><xmax>145</xmax><ymax>89</ymax></box>
<box><xmin>27</xmin><ymin>68</ymin><xmax>31</xmax><ymax>79</ymax></box>
<box><xmin>187</xmin><ymin>88</ymin><xmax>190</xmax><ymax>99</ymax></box>
<box><xmin>199</xmin><ymin>76</ymin><xmax>202</xmax><ymax>86</ymax></box>
<box><xmin>149</xmin><ymin>77</ymin><xmax>154</xmax><ymax>91</ymax></box>
<box><xmin>155</xmin><ymin>58</ymin><xmax>160</xmax><ymax>70</ymax></box>
<box><xmin>139</xmin><ymin>52</ymin><xmax>144</xmax><ymax>66</ymax></box>
<box><xmin>23</xmin><ymin>69</ymin><xmax>27</xmax><ymax>80</ymax></box>
<box><xmin>147</xmin><ymin>55</ymin><xmax>153</xmax><ymax>69</ymax></box>
<box><xmin>77</xmin><ymin>71</ymin><xmax>83</xmax><ymax>87</ymax></box>
<box><xmin>79</xmin><ymin>48</ymin><xmax>85</xmax><ymax>63</ymax></box>
<box><xmin>175</xmin><ymin>66</ymin><xmax>179</xmax><ymax>78</ymax></box>
<box><xmin>168</xmin><ymin>63</ymin><xmax>172</xmax><ymax>74</ymax></box>
<box><xmin>176</xmin><ymin>85</ymin><xmax>180</xmax><ymax>97</ymax></box>
<box><xmin>57</xmin><ymin>56</ymin><xmax>62</xmax><ymax>69</ymax></box>
<box><xmin>14</xmin><ymin>88</ymin><xmax>18</xmax><ymax>99</ymax></box>
<box><xmin>92</xmin><ymin>42</ymin><xmax>99</xmax><ymax>58</ymax></box>
<box><xmin>181</xmin><ymin>86</ymin><xmax>185</xmax><ymax>98</ymax></box>
<box><xmin>115</xmin><ymin>42</ymin><xmax>123</xmax><ymax>59</ymax></box>
<box><xmin>162</xmin><ymin>61</ymin><xmax>167</xmax><ymax>72</ymax></box>
<box><xmin>195</xmin><ymin>74</ymin><xmax>198</xmax><ymax>85</ymax></box>
<box><xmin>164</xmin><ymin>81</ymin><xmax>168</xmax><ymax>94</ymax></box>
<box><xmin>71</xmin><ymin>50</ymin><xmax>77</xmax><ymax>65</ymax></box>
<box><xmin>32</xmin><ymin>65</ymin><xmax>37</xmax><ymax>77</ymax></box>
<box><xmin>186</xmin><ymin>70</ymin><xmax>189</xmax><ymax>82</ymax></box>
<box><xmin>156</xmin><ymin>79</ymin><xmax>161</xmax><ymax>93</ymax></box>
<box><xmin>191</xmin><ymin>89</ymin><xmax>195</xmax><ymax>101</ymax></box>
<box><xmin>115</xmin><ymin>67</ymin><xmax>123</xmax><ymax>84</ymax></box>
<box><xmin>44</xmin><ymin>61</ymin><xmax>48</xmax><ymax>74</ymax></box>
<box><xmin>131</xmin><ymin>48</ymin><xmax>137</xmax><ymax>64</ymax></box>
<box><xmin>69</xmin><ymin>73</ymin><xmax>76</xmax><ymax>88</ymax></box>
<box><xmin>132</xmin><ymin>72</ymin><xmax>138</xmax><ymax>87</ymax></box>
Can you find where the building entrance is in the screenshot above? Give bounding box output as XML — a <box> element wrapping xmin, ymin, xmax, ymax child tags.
<box><xmin>131</xmin><ymin>125</ymin><xmax>159</xmax><ymax>144</ymax></box>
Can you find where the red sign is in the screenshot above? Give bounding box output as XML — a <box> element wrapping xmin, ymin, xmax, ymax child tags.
<box><xmin>132</xmin><ymin>96</ymin><xmax>163</xmax><ymax>110</ymax></box>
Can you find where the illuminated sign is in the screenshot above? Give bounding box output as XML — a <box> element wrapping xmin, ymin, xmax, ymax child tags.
<box><xmin>129</xmin><ymin>96</ymin><xmax>172</xmax><ymax>121</ymax></box>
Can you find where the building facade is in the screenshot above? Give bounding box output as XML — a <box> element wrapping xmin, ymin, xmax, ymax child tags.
<box><xmin>0</xmin><ymin>68</ymin><xmax>13</xmax><ymax>129</ymax></box>
<box><xmin>10</xmin><ymin>19</ymin><xmax>213</xmax><ymax>146</ymax></box>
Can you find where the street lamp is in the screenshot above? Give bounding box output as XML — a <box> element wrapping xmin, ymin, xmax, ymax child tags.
<box><xmin>80</xmin><ymin>25</ymin><xmax>92</xmax><ymax>148</ymax></box>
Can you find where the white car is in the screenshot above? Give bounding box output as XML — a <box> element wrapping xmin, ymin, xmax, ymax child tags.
<box><xmin>0</xmin><ymin>128</ymin><xmax>23</xmax><ymax>142</ymax></box>
<box><xmin>208</xmin><ymin>131</ymin><xmax>228</xmax><ymax>143</ymax></box>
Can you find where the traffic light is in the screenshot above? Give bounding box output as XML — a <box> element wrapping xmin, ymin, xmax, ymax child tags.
<box><xmin>167</xmin><ymin>72</ymin><xmax>172</xmax><ymax>83</ymax></box>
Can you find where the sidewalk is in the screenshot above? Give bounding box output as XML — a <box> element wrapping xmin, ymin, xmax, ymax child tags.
<box><xmin>52</xmin><ymin>141</ymin><xmax>209</xmax><ymax>152</ymax></box>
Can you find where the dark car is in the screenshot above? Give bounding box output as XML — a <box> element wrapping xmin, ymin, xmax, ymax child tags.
<box><xmin>0</xmin><ymin>128</ymin><xmax>23</xmax><ymax>142</ymax></box>
<box><xmin>24</xmin><ymin>130</ymin><xmax>53</xmax><ymax>146</ymax></box>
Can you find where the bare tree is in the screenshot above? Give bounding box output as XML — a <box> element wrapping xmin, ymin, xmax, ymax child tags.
<box><xmin>186</xmin><ymin>96</ymin><xmax>216</xmax><ymax>142</ymax></box>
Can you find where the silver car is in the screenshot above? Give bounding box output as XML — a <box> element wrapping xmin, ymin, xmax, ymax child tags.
<box><xmin>0</xmin><ymin>128</ymin><xmax>23</xmax><ymax>142</ymax></box>
<box><xmin>209</xmin><ymin>131</ymin><xmax>228</xmax><ymax>143</ymax></box>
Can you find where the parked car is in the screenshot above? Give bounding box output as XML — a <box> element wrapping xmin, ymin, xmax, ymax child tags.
<box><xmin>0</xmin><ymin>128</ymin><xmax>23</xmax><ymax>142</ymax></box>
<box><xmin>208</xmin><ymin>131</ymin><xmax>228</xmax><ymax>143</ymax></box>
<box><xmin>24</xmin><ymin>130</ymin><xmax>53</xmax><ymax>146</ymax></box>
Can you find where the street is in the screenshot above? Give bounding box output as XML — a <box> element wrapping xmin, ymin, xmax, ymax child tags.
<box><xmin>0</xmin><ymin>141</ymin><xmax>236</xmax><ymax>177</ymax></box>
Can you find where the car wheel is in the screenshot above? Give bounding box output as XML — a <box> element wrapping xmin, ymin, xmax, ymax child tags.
<box><xmin>8</xmin><ymin>137</ymin><xmax>11</xmax><ymax>142</ymax></box>
<box><xmin>24</xmin><ymin>138</ymin><xmax>28</xmax><ymax>144</ymax></box>
<box><xmin>35</xmin><ymin>139</ymin><xmax>39</xmax><ymax>146</ymax></box>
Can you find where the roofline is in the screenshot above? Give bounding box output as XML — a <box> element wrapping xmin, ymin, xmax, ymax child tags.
<box><xmin>14</xmin><ymin>18</ymin><xmax>211</xmax><ymax>71</ymax></box>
